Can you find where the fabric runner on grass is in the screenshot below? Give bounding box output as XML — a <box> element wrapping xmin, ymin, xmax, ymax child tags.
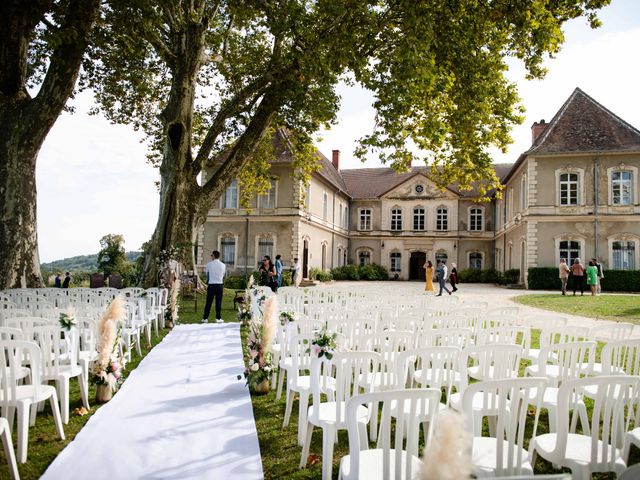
<box><xmin>42</xmin><ymin>323</ymin><xmax>263</xmax><ymax>480</ymax></box>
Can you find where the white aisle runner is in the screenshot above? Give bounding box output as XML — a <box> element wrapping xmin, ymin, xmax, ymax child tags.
<box><xmin>43</xmin><ymin>324</ymin><xmax>263</xmax><ymax>480</ymax></box>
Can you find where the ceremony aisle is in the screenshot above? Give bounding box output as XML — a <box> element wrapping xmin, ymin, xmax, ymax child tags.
<box><xmin>42</xmin><ymin>323</ymin><xmax>263</xmax><ymax>480</ymax></box>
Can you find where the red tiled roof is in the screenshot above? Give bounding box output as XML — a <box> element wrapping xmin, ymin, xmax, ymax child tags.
<box><xmin>528</xmin><ymin>88</ymin><xmax>640</xmax><ymax>154</ymax></box>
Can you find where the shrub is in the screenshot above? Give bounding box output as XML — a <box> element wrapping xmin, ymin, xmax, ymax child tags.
<box><xmin>224</xmin><ymin>275</ymin><xmax>248</xmax><ymax>289</ymax></box>
<box><xmin>504</xmin><ymin>269</ymin><xmax>521</xmax><ymax>284</ymax></box>
<box><xmin>457</xmin><ymin>269</ymin><xmax>483</xmax><ymax>283</ymax></box>
<box><xmin>282</xmin><ymin>271</ymin><xmax>292</xmax><ymax>287</ymax></box>
<box><xmin>482</xmin><ymin>268</ymin><xmax>506</xmax><ymax>285</ymax></box>
<box><xmin>359</xmin><ymin>263</ymin><xmax>389</xmax><ymax>280</ymax></box>
<box><xmin>309</xmin><ymin>267</ymin><xmax>332</xmax><ymax>282</ymax></box>
<box><xmin>331</xmin><ymin>264</ymin><xmax>361</xmax><ymax>280</ymax></box>
<box><xmin>526</xmin><ymin>268</ymin><xmax>560</xmax><ymax>290</ymax></box>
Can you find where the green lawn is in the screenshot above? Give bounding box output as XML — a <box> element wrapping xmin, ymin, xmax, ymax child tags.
<box><xmin>513</xmin><ymin>293</ymin><xmax>640</xmax><ymax>324</ymax></box>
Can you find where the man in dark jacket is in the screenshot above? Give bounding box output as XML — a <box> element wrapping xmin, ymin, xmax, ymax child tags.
<box><xmin>62</xmin><ymin>272</ymin><xmax>71</xmax><ymax>288</ymax></box>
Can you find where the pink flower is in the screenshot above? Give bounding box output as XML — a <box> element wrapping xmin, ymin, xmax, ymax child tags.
<box><xmin>312</xmin><ymin>344</ymin><xmax>321</xmax><ymax>355</ymax></box>
<box><xmin>250</xmin><ymin>349</ymin><xmax>259</xmax><ymax>358</ymax></box>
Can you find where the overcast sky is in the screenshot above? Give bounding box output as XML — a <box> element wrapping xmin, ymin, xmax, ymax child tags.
<box><xmin>37</xmin><ymin>0</ymin><xmax>640</xmax><ymax>262</ymax></box>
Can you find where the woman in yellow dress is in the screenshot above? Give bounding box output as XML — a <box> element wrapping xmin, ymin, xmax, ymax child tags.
<box><xmin>424</xmin><ymin>260</ymin><xmax>435</xmax><ymax>292</ymax></box>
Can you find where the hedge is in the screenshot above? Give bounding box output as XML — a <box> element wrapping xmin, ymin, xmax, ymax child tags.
<box><xmin>527</xmin><ymin>267</ymin><xmax>640</xmax><ymax>292</ymax></box>
<box><xmin>225</xmin><ymin>271</ymin><xmax>292</xmax><ymax>289</ymax></box>
<box><xmin>456</xmin><ymin>268</ymin><xmax>516</xmax><ymax>285</ymax></box>
<box><xmin>330</xmin><ymin>263</ymin><xmax>389</xmax><ymax>281</ymax></box>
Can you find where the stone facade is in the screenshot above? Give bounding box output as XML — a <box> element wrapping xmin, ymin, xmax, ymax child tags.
<box><xmin>202</xmin><ymin>89</ymin><xmax>640</xmax><ymax>284</ymax></box>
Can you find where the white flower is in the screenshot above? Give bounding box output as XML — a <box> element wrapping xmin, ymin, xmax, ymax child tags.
<box><xmin>250</xmin><ymin>363</ymin><xmax>260</xmax><ymax>371</ymax></box>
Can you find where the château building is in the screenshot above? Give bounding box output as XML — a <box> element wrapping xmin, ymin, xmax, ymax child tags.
<box><xmin>199</xmin><ymin>88</ymin><xmax>640</xmax><ymax>285</ymax></box>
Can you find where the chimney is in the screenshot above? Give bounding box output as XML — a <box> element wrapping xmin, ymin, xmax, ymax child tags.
<box><xmin>531</xmin><ymin>119</ymin><xmax>547</xmax><ymax>144</ymax></box>
<box><xmin>332</xmin><ymin>149</ymin><xmax>340</xmax><ymax>170</ymax></box>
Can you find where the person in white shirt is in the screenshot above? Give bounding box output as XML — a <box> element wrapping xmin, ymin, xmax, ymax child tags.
<box><xmin>203</xmin><ymin>250</ymin><xmax>226</xmax><ymax>323</ymax></box>
<box><xmin>291</xmin><ymin>257</ymin><xmax>301</xmax><ymax>287</ymax></box>
<box><xmin>436</xmin><ymin>260</ymin><xmax>452</xmax><ymax>296</ymax></box>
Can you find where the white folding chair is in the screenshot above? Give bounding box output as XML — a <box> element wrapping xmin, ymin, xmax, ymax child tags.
<box><xmin>338</xmin><ymin>388</ymin><xmax>441</xmax><ymax>480</ymax></box>
<box><xmin>0</xmin><ymin>416</ymin><xmax>19</xmax><ymax>480</ymax></box>
<box><xmin>531</xmin><ymin>375</ymin><xmax>640</xmax><ymax>480</ymax></box>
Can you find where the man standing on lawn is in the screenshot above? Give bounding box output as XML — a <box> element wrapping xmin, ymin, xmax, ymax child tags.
<box><xmin>202</xmin><ymin>250</ymin><xmax>226</xmax><ymax>324</ymax></box>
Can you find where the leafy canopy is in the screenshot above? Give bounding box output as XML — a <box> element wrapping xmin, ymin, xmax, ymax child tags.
<box><xmin>85</xmin><ymin>0</ymin><xmax>610</xmax><ymax>200</ymax></box>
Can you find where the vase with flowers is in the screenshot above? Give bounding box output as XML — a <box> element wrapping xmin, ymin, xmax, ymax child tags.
<box><xmin>308</xmin><ymin>326</ymin><xmax>338</xmax><ymax>360</ymax></box>
<box><xmin>244</xmin><ymin>296</ymin><xmax>278</xmax><ymax>394</ymax></box>
<box><xmin>91</xmin><ymin>297</ymin><xmax>127</xmax><ymax>402</ymax></box>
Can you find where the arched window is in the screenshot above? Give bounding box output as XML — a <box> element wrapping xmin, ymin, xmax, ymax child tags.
<box><xmin>337</xmin><ymin>247</ymin><xmax>342</xmax><ymax>267</ymax></box>
<box><xmin>611</xmin><ymin>240</ymin><xmax>636</xmax><ymax>270</ymax></box>
<box><xmin>413</xmin><ymin>207</ymin><xmax>425</xmax><ymax>231</ymax></box>
<box><xmin>435</xmin><ymin>251</ymin><xmax>448</xmax><ymax>264</ymax></box>
<box><xmin>321</xmin><ymin>243</ymin><xmax>327</xmax><ymax>270</ymax></box>
<box><xmin>358</xmin><ymin>250</ymin><xmax>371</xmax><ymax>266</ymax></box>
<box><xmin>436</xmin><ymin>207</ymin><xmax>448</xmax><ymax>231</ymax></box>
<box><xmin>469</xmin><ymin>207</ymin><xmax>484</xmax><ymax>231</ymax></box>
<box><xmin>257</xmin><ymin>235</ymin><xmax>275</xmax><ymax>264</ymax></box>
<box><xmin>521</xmin><ymin>174</ymin><xmax>527</xmax><ymax>210</ymax></box>
<box><xmin>559</xmin><ymin>240</ymin><xmax>581</xmax><ymax>266</ymax></box>
<box><xmin>323</xmin><ymin>192</ymin><xmax>328</xmax><ymax>220</ymax></box>
<box><xmin>390</xmin><ymin>252</ymin><xmax>402</xmax><ymax>273</ymax></box>
<box><xmin>390</xmin><ymin>207</ymin><xmax>402</xmax><ymax>231</ymax></box>
<box><xmin>469</xmin><ymin>252</ymin><xmax>483</xmax><ymax>270</ymax></box>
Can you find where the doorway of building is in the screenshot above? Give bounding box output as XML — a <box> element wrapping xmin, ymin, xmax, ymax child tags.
<box><xmin>409</xmin><ymin>251</ymin><xmax>426</xmax><ymax>281</ymax></box>
<box><xmin>303</xmin><ymin>239</ymin><xmax>309</xmax><ymax>278</ymax></box>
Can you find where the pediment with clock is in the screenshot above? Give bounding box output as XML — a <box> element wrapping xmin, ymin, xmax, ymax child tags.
<box><xmin>382</xmin><ymin>173</ymin><xmax>459</xmax><ymax>200</ymax></box>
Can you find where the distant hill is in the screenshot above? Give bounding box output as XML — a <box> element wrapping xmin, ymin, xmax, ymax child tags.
<box><xmin>42</xmin><ymin>251</ymin><xmax>142</xmax><ymax>273</ymax></box>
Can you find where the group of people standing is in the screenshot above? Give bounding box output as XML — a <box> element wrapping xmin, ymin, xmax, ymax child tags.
<box><xmin>558</xmin><ymin>257</ymin><xmax>604</xmax><ymax>296</ymax></box>
<box><xmin>54</xmin><ymin>272</ymin><xmax>71</xmax><ymax>288</ymax></box>
<box><xmin>259</xmin><ymin>255</ymin><xmax>301</xmax><ymax>292</ymax></box>
<box><xmin>424</xmin><ymin>259</ymin><xmax>459</xmax><ymax>296</ymax></box>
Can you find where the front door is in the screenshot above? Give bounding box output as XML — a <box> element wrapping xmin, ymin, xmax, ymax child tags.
<box><xmin>303</xmin><ymin>240</ymin><xmax>309</xmax><ymax>278</ymax></box>
<box><xmin>409</xmin><ymin>251</ymin><xmax>426</xmax><ymax>281</ymax></box>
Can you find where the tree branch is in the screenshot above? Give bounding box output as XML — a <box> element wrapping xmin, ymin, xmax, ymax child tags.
<box><xmin>195</xmin><ymin>74</ymin><xmax>272</xmax><ymax>167</ymax></box>
<box><xmin>32</xmin><ymin>0</ymin><xmax>100</xmax><ymax>122</ymax></box>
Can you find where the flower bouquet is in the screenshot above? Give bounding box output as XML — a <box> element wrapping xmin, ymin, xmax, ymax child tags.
<box><xmin>91</xmin><ymin>296</ymin><xmax>127</xmax><ymax>402</ymax></box>
<box><xmin>244</xmin><ymin>296</ymin><xmax>278</xmax><ymax>394</ymax></box>
<box><xmin>308</xmin><ymin>326</ymin><xmax>338</xmax><ymax>360</ymax></box>
<box><xmin>279</xmin><ymin>310</ymin><xmax>296</xmax><ymax>326</ymax></box>
<box><xmin>59</xmin><ymin>306</ymin><xmax>77</xmax><ymax>331</ymax></box>
<box><xmin>237</xmin><ymin>304</ymin><xmax>252</xmax><ymax>324</ymax></box>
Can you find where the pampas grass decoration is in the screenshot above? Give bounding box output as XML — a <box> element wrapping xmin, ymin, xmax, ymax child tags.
<box><xmin>262</xmin><ymin>296</ymin><xmax>278</xmax><ymax>353</ymax></box>
<box><xmin>247</xmin><ymin>274</ymin><xmax>255</xmax><ymax>289</ymax></box>
<box><xmin>421</xmin><ymin>410</ymin><xmax>472</xmax><ymax>480</ymax></box>
<box><xmin>170</xmin><ymin>277</ymin><xmax>180</xmax><ymax>323</ymax></box>
<box><xmin>95</xmin><ymin>296</ymin><xmax>125</xmax><ymax>372</ymax></box>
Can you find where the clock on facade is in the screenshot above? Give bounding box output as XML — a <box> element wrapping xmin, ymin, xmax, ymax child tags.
<box><xmin>415</xmin><ymin>184</ymin><xmax>424</xmax><ymax>194</ymax></box>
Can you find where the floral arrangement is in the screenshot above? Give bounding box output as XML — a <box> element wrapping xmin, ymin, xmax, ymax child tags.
<box><xmin>59</xmin><ymin>306</ymin><xmax>77</xmax><ymax>331</ymax></box>
<box><xmin>156</xmin><ymin>245</ymin><xmax>180</xmax><ymax>269</ymax></box>
<box><xmin>91</xmin><ymin>296</ymin><xmax>127</xmax><ymax>392</ymax></box>
<box><xmin>308</xmin><ymin>326</ymin><xmax>338</xmax><ymax>360</ymax></box>
<box><xmin>237</xmin><ymin>304</ymin><xmax>252</xmax><ymax>324</ymax></box>
<box><xmin>244</xmin><ymin>296</ymin><xmax>278</xmax><ymax>389</ymax></box>
<box><xmin>279</xmin><ymin>311</ymin><xmax>296</xmax><ymax>326</ymax></box>
<box><xmin>421</xmin><ymin>410</ymin><xmax>472</xmax><ymax>480</ymax></box>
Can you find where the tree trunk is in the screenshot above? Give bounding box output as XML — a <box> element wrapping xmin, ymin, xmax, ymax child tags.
<box><xmin>0</xmin><ymin>0</ymin><xmax>100</xmax><ymax>289</ymax></box>
<box><xmin>0</xmin><ymin>115</ymin><xmax>43</xmax><ymax>288</ymax></box>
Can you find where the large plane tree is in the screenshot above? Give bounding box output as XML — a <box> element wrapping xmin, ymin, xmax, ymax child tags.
<box><xmin>85</xmin><ymin>0</ymin><xmax>610</xmax><ymax>285</ymax></box>
<box><xmin>0</xmin><ymin>0</ymin><xmax>101</xmax><ymax>288</ymax></box>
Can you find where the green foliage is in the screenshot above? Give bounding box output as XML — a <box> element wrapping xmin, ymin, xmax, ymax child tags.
<box><xmin>330</xmin><ymin>263</ymin><xmax>389</xmax><ymax>281</ymax></box>
<box><xmin>527</xmin><ymin>268</ymin><xmax>561</xmax><ymax>290</ymax></box>
<box><xmin>528</xmin><ymin>267</ymin><xmax>640</xmax><ymax>292</ymax></box>
<box><xmin>458</xmin><ymin>268</ymin><xmax>507</xmax><ymax>284</ymax></box>
<box><xmin>41</xmin><ymin>251</ymin><xmax>142</xmax><ymax>273</ymax></box>
<box><xmin>224</xmin><ymin>275</ymin><xmax>248</xmax><ymax>289</ymax></box>
<box><xmin>97</xmin><ymin>234</ymin><xmax>137</xmax><ymax>286</ymax></box>
<box><xmin>505</xmin><ymin>269</ymin><xmax>521</xmax><ymax>284</ymax></box>
<box><xmin>309</xmin><ymin>267</ymin><xmax>332</xmax><ymax>282</ymax></box>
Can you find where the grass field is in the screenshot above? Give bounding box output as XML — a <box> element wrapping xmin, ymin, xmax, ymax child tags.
<box><xmin>513</xmin><ymin>293</ymin><xmax>640</xmax><ymax>324</ymax></box>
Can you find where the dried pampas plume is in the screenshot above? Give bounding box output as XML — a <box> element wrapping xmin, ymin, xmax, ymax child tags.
<box><xmin>421</xmin><ymin>410</ymin><xmax>472</xmax><ymax>480</ymax></box>
<box><xmin>247</xmin><ymin>274</ymin><xmax>255</xmax><ymax>289</ymax></box>
<box><xmin>262</xmin><ymin>296</ymin><xmax>278</xmax><ymax>353</ymax></box>
<box><xmin>96</xmin><ymin>296</ymin><xmax>125</xmax><ymax>367</ymax></box>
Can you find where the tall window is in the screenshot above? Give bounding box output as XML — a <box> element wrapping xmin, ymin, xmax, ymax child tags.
<box><xmin>339</xmin><ymin>204</ymin><xmax>343</xmax><ymax>227</ymax></box>
<box><xmin>559</xmin><ymin>173</ymin><xmax>579</xmax><ymax>205</ymax></box>
<box><xmin>258</xmin><ymin>180</ymin><xmax>277</xmax><ymax>208</ymax></box>
<box><xmin>358</xmin><ymin>250</ymin><xmax>371</xmax><ymax>266</ymax></box>
<box><xmin>321</xmin><ymin>243</ymin><xmax>327</xmax><ymax>270</ymax></box>
<box><xmin>304</xmin><ymin>184</ymin><xmax>311</xmax><ymax>209</ymax></box>
<box><xmin>469</xmin><ymin>207</ymin><xmax>483</xmax><ymax>231</ymax></box>
<box><xmin>323</xmin><ymin>192</ymin><xmax>328</xmax><ymax>220</ymax></box>
<box><xmin>220</xmin><ymin>236</ymin><xmax>236</xmax><ymax>267</ymax></box>
<box><xmin>390</xmin><ymin>208</ymin><xmax>403</xmax><ymax>231</ymax></box>
<box><xmin>337</xmin><ymin>247</ymin><xmax>342</xmax><ymax>267</ymax></box>
<box><xmin>413</xmin><ymin>207</ymin><xmax>425</xmax><ymax>231</ymax></box>
<box><xmin>521</xmin><ymin>175</ymin><xmax>527</xmax><ymax>210</ymax></box>
<box><xmin>559</xmin><ymin>240</ymin><xmax>580</xmax><ymax>265</ymax></box>
<box><xmin>612</xmin><ymin>171</ymin><xmax>633</xmax><ymax>205</ymax></box>
<box><xmin>223</xmin><ymin>180</ymin><xmax>238</xmax><ymax>208</ymax></box>
<box><xmin>343</xmin><ymin>206</ymin><xmax>349</xmax><ymax>228</ymax></box>
<box><xmin>436</xmin><ymin>208</ymin><xmax>448</xmax><ymax>231</ymax></box>
<box><xmin>469</xmin><ymin>252</ymin><xmax>483</xmax><ymax>270</ymax></box>
<box><xmin>257</xmin><ymin>236</ymin><xmax>274</xmax><ymax>262</ymax></box>
<box><xmin>612</xmin><ymin>241</ymin><xmax>635</xmax><ymax>270</ymax></box>
<box><xmin>435</xmin><ymin>251</ymin><xmax>448</xmax><ymax>264</ymax></box>
<box><xmin>390</xmin><ymin>252</ymin><xmax>402</xmax><ymax>273</ymax></box>
<box><xmin>359</xmin><ymin>209</ymin><xmax>372</xmax><ymax>231</ymax></box>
